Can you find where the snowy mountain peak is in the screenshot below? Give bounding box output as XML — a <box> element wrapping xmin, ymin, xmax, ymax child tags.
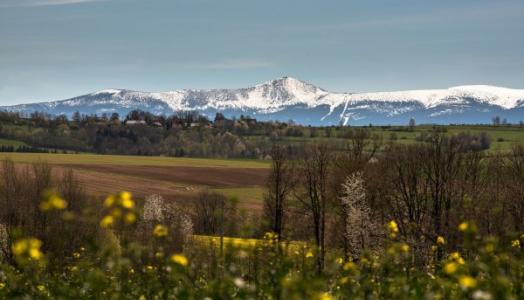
<box><xmin>2</xmin><ymin>78</ymin><xmax>524</xmax><ymax>125</ymax></box>
<box><xmin>91</xmin><ymin>89</ymin><xmax>123</xmax><ymax>96</ymax></box>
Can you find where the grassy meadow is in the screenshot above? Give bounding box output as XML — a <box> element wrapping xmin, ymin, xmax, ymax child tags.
<box><xmin>0</xmin><ymin>138</ymin><xmax>27</xmax><ymax>147</ymax></box>
<box><xmin>0</xmin><ymin>152</ymin><xmax>269</xmax><ymax>168</ymax></box>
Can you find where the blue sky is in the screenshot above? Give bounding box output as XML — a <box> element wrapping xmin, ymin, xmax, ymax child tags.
<box><xmin>1</xmin><ymin>0</ymin><xmax>523</xmax><ymax>105</ymax></box>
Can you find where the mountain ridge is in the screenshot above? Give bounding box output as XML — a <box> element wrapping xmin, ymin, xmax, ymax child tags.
<box><xmin>2</xmin><ymin>77</ymin><xmax>524</xmax><ymax>125</ymax></box>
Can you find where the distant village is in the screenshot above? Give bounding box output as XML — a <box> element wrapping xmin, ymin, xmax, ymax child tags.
<box><xmin>123</xmin><ymin>111</ymin><xmax>259</xmax><ymax>129</ymax></box>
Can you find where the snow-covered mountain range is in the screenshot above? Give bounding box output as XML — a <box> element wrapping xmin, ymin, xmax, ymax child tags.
<box><xmin>2</xmin><ymin>77</ymin><xmax>524</xmax><ymax>125</ymax></box>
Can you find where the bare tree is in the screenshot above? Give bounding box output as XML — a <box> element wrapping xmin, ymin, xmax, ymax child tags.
<box><xmin>191</xmin><ymin>191</ymin><xmax>237</xmax><ymax>236</ymax></box>
<box><xmin>263</xmin><ymin>145</ymin><xmax>294</xmax><ymax>240</ymax></box>
<box><xmin>297</xmin><ymin>144</ymin><xmax>332</xmax><ymax>274</ymax></box>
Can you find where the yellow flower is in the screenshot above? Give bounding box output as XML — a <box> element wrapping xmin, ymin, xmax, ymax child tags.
<box><xmin>387</xmin><ymin>220</ymin><xmax>399</xmax><ymax>238</ymax></box>
<box><xmin>436</xmin><ymin>236</ymin><xmax>446</xmax><ymax>245</ymax></box>
<box><xmin>49</xmin><ymin>196</ymin><xmax>67</xmax><ymax>209</ymax></box>
<box><xmin>459</xmin><ymin>276</ymin><xmax>477</xmax><ymax>289</ymax></box>
<box><xmin>449</xmin><ymin>252</ymin><xmax>461</xmax><ymax>260</ymax></box>
<box><xmin>29</xmin><ymin>247</ymin><xmax>43</xmax><ymax>260</ymax></box>
<box><xmin>343</xmin><ymin>261</ymin><xmax>357</xmax><ymax>271</ymax></box>
<box><xmin>400</xmin><ymin>243</ymin><xmax>410</xmax><ymax>253</ymax></box>
<box><xmin>146</xmin><ymin>265</ymin><xmax>154</xmax><ymax>271</ymax></box>
<box><xmin>153</xmin><ymin>224</ymin><xmax>168</xmax><ymax>237</ymax></box>
<box><xmin>138</xmin><ymin>295</ymin><xmax>146</xmax><ymax>300</ymax></box>
<box><xmin>73</xmin><ymin>252</ymin><xmax>81</xmax><ymax>259</ymax></box>
<box><xmin>12</xmin><ymin>238</ymin><xmax>43</xmax><ymax>261</ymax></box>
<box><xmin>12</xmin><ymin>240</ymin><xmax>28</xmax><ymax>256</ymax></box>
<box><xmin>305</xmin><ymin>251</ymin><xmax>314</xmax><ymax>258</ymax></box>
<box><xmin>100</xmin><ymin>215</ymin><xmax>115</xmax><ymax>228</ymax></box>
<box><xmin>104</xmin><ymin>195</ymin><xmax>116</xmax><ymax>207</ymax></box>
<box><xmin>444</xmin><ymin>262</ymin><xmax>458</xmax><ymax>274</ymax></box>
<box><xmin>124</xmin><ymin>212</ymin><xmax>137</xmax><ymax>224</ymax></box>
<box><xmin>0</xmin><ymin>282</ymin><xmax>5</xmax><ymax>290</ymax></box>
<box><xmin>511</xmin><ymin>239</ymin><xmax>521</xmax><ymax>248</ymax></box>
<box><xmin>335</xmin><ymin>257</ymin><xmax>344</xmax><ymax>265</ymax></box>
<box><xmin>170</xmin><ymin>254</ymin><xmax>188</xmax><ymax>266</ymax></box>
<box><xmin>39</xmin><ymin>190</ymin><xmax>67</xmax><ymax>211</ymax></box>
<box><xmin>339</xmin><ymin>276</ymin><xmax>349</xmax><ymax>284</ymax></box>
<box><xmin>458</xmin><ymin>222</ymin><xmax>469</xmax><ymax>232</ymax></box>
<box><xmin>37</xmin><ymin>285</ymin><xmax>46</xmax><ymax>292</ymax></box>
<box><xmin>120</xmin><ymin>192</ymin><xmax>134</xmax><ymax>208</ymax></box>
<box><xmin>315</xmin><ymin>292</ymin><xmax>334</xmax><ymax>300</ymax></box>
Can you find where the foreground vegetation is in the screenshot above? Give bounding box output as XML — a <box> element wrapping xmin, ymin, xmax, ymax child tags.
<box><xmin>0</xmin><ymin>190</ymin><xmax>522</xmax><ymax>299</ymax></box>
<box><xmin>2</xmin><ymin>118</ymin><xmax>524</xmax><ymax>298</ymax></box>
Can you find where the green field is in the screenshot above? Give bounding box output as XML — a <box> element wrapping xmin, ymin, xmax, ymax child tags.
<box><xmin>0</xmin><ymin>153</ymin><xmax>269</xmax><ymax>168</ymax></box>
<box><xmin>245</xmin><ymin>125</ymin><xmax>524</xmax><ymax>151</ymax></box>
<box><xmin>211</xmin><ymin>186</ymin><xmax>266</xmax><ymax>204</ymax></box>
<box><xmin>0</xmin><ymin>138</ymin><xmax>27</xmax><ymax>147</ymax></box>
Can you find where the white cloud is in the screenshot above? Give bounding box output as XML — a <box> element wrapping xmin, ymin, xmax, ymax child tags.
<box><xmin>1</xmin><ymin>0</ymin><xmax>105</xmax><ymax>7</ymax></box>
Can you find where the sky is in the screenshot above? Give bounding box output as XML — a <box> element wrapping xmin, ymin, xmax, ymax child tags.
<box><xmin>1</xmin><ymin>0</ymin><xmax>523</xmax><ymax>105</ymax></box>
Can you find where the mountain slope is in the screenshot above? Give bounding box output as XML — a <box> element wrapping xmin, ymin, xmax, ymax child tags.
<box><xmin>2</xmin><ymin>77</ymin><xmax>524</xmax><ymax>125</ymax></box>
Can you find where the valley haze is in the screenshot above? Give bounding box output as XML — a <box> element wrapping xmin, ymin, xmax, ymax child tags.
<box><xmin>2</xmin><ymin>77</ymin><xmax>524</xmax><ymax>126</ymax></box>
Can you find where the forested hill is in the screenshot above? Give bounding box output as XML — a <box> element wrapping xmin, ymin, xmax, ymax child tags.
<box><xmin>0</xmin><ymin>110</ymin><xmax>521</xmax><ymax>159</ymax></box>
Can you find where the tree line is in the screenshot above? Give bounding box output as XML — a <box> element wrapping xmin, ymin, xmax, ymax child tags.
<box><xmin>262</xmin><ymin>131</ymin><xmax>524</xmax><ymax>273</ymax></box>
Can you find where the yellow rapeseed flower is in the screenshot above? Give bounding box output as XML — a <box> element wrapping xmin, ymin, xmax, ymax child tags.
<box><xmin>100</xmin><ymin>215</ymin><xmax>115</xmax><ymax>228</ymax></box>
<box><xmin>315</xmin><ymin>292</ymin><xmax>334</xmax><ymax>300</ymax></box>
<box><xmin>39</xmin><ymin>190</ymin><xmax>67</xmax><ymax>212</ymax></box>
<box><xmin>153</xmin><ymin>224</ymin><xmax>168</xmax><ymax>237</ymax></box>
<box><xmin>29</xmin><ymin>247</ymin><xmax>43</xmax><ymax>260</ymax></box>
<box><xmin>170</xmin><ymin>254</ymin><xmax>188</xmax><ymax>266</ymax></box>
<box><xmin>49</xmin><ymin>196</ymin><xmax>67</xmax><ymax>209</ymax></box>
<box><xmin>436</xmin><ymin>236</ymin><xmax>446</xmax><ymax>245</ymax></box>
<box><xmin>458</xmin><ymin>222</ymin><xmax>469</xmax><ymax>232</ymax></box>
<box><xmin>449</xmin><ymin>252</ymin><xmax>461</xmax><ymax>260</ymax></box>
<box><xmin>387</xmin><ymin>220</ymin><xmax>399</xmax><ymax>238</ymax></box>
<box><xmin>120</xmin><ymin>192</ymin><xmax>134</xmax><ymax>208</ymax></box>
<box><xmin>343</xmin><ymin>261</ymin><xmax>357</xmax><ymax>271</ymax></box>
<box><xmin>104</xmin><ymin>195</ymin><xmax>116</xmax><ymax>207</ymax></box>
<box><xmin>511</xmin><ymin>239</ymin><xmax>521</xmax><ymax>248</ymax></box>
<box><xmin>12</xmin><ymin>238</ymin><xmax>43</xmax><ymax>261</ymax></box>
<box><xmin>124</xmin><ymin>212</ymin><xmax>137</xmax><ymax>224</ymax></box>
<box><xmin>12</xmin><ymin>240</ymin><xmax>28</xmax><ymax>256</ymax></box>
<box><xmin>444</xmin><ymin>262</ymin><xmax>458</xmax><ymax>274</ymax></box>
<box><xmin>459</xmin><ymin>276</ymin><xmax>477</xmax><ymax>289</ymax></box>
